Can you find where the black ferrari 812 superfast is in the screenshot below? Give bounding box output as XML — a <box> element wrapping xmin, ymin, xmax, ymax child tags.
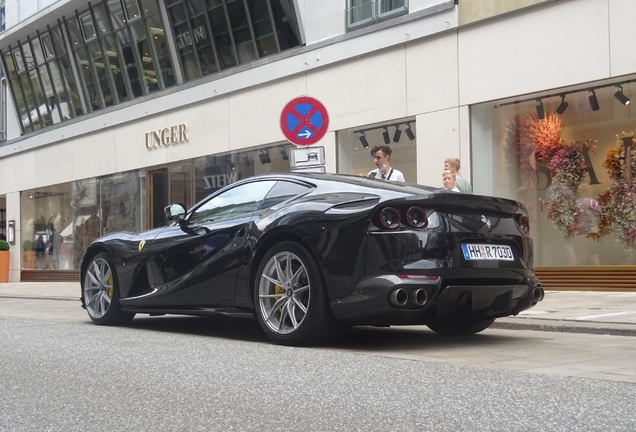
<box><xmin>80</xmin><ymin>173</ymin><xmax>544</xmax><ymax>346</ymax></box>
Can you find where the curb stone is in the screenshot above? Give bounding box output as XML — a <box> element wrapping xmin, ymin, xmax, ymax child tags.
<box><xmin>492</xmin><ymin>317</ymin><xmax>636</xmax><ymax>337</ymax></box>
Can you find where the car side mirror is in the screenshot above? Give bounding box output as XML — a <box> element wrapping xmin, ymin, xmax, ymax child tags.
<box><xmin>165</xmin><ymin>203</ymin><xmax>187</xmax><ymax>222</ymax></box>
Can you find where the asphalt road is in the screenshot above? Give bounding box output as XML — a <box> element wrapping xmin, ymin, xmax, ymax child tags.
<box><xmin>1</xmin><ymin>300</ymin><xmax>636</xmax><ymax>431</ymax></box>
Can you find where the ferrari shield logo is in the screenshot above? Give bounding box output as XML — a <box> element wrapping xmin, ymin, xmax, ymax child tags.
<box><xmin>138</xmin><ymin>240</ymin><xmax>146</xmax><ymax>252</ymax></box>
<box><xmin>481</xmin><ymin>215</ymin><xmax>491</xmax><ymax>229</ymax></box>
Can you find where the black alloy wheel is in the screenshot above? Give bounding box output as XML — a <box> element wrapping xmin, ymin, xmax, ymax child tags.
<box><xmin>254</xmin><ymin>241</ymin><xmax>339</xmax><ymax>346</ymax></box>
<box><xmin>82</xmin><ymin>252</ymin><xmax>135</xmax><ymax>325</ymax></box>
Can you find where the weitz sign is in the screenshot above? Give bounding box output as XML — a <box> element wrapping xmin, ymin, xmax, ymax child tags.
<box><xmin>146</xmin><ymin>124</ymin><xmax>189</xmax><ymax>149</ymax></box>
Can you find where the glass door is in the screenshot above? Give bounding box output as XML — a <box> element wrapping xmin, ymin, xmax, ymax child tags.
<box><xmin>148</xmin><ymin>162</ymin><xmax>193</xmax><ymax>228</ymax></box>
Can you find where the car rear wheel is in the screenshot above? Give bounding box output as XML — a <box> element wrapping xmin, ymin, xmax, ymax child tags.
<box><xmin>427</xmin><ymin>318</ymin><xmax>495</xmax><ymax>335</ymax></box>
<box><xmin>255</xmin><ymin>241</ymin><xmax>339</xmax><ymax>346</ymax></box>
<box><xmin>82</xmin><ymin>252</ymin><xmax>135</xmax><ymax>325</ymax></box>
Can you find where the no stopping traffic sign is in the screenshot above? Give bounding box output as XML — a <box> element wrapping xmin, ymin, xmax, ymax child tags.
<box><xmin>280</xmin><ymin>96</ymin><xmax>329</xmax><ymax>146</ymax></box>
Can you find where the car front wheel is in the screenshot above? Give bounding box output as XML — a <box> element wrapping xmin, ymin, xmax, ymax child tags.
<box><xmin>82</xmin><ymin>252</ymin><xmax>135</xmax><ymax>325</ymax></box>
<box><xmin>255</xmin><ymin>241</ymin><xmax>338</xmax><ymax>346</ymax></box>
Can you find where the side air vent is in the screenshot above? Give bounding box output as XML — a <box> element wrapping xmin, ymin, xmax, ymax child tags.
<box><xmin>332</xmin><ymin>198</ymin><xmax>380</xmax><ymax>209</ymax></box>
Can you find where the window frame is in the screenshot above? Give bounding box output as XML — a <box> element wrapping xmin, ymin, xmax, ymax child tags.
<box><xmin>346</xmin><ymin>0</ymin><xmax>408</xmax><ymax>30</ymax></box>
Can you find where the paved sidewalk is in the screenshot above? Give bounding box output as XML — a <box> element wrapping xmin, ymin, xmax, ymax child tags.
<box><xmin>1</xmin><ymin>282</ymin><xmax>635</xmax><ymax>336</ymax></box>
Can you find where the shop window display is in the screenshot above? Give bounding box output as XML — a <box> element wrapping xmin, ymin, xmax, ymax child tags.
<box><xmin>21</xmin><ymin>170</ymin><xmax>145</xmax><ymax>271</ymax></box>
<box><xmin>21</xmin><ymin>185</ymin><xmax>72</xmax><ymax>271</ymax></box>
<box><xmin>337</xmin><ymin>118</ymin><xmax>416</xmax><ymax>182</ymax></box>
<box><xmin>471</xmin><ymin>77</ymin><xmax>636</xmax><ymax>267</ymax></box>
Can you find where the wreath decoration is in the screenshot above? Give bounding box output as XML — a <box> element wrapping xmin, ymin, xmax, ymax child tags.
<box><xmin>546</xmin><ymin>139</ymin><xmax>599</xmax><ymax>239</ymax></box>
<box><xmin>596</xmin><ymin>132</ymin><xmax>636</xmax><ymax>248</ymax></box>
<box><xmin>505</xmin><ymin>112</ymin><xmax>564</xmax><ymax>186</ymax></box>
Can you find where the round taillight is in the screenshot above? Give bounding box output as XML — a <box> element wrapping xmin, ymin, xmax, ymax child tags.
<box><xmin>514</xmin><ymin>213</ymin><xmax>530</xmax><ymax>235</ymax></box>
<box><xmin>378</xmin><ymin>207</ymin><xmax>401</xmax><ymax>229</ymax></box>
<box><xmin>405</xmin><ymin>207</ymin><xmax>428</xmax><ymax>228</ymax></box>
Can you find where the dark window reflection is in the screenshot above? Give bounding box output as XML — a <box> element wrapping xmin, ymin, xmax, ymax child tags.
<box><xmin>191</xmin><ymin>14</ymin><xmax>217</xmax><ymax>75</ymax></box>
<box><xmin>132</xmin><ymin>21</ymin><xmax>161</xmax><ymax>93</ymax></box>
<box><xmin>1</xmin><ymin>0</ymin><xmax>172</xmax><ymax>135</ymax></box>
<box><xmin>247</xmin><ymin>0</ymin><xmax>276</xmax><ymax>58</ymax></box>
<box><xmin>103</xmin><ymin>34</ymin><xmax>130</xmax><ymax>102</ymax></box>
<box><xmin>116</xmin><ymin>28</ymin><xmax>144</xmax><ymax>97</ymax></box>
<box><xmin>92</xmin><ymin>3</ymin><xmax>112</xmax><ymax>36</ymax></box>
<box><xmin>226</xmin><ymin>0</ymin><xmax>257</xmax><ymax>64</ymax></box>
<box><xmin>208</xmin><ymin>1</ymin><xmax>237</xmax><ymax>69</ymax></box>
<box><xmin>87</xmin><ymin>41</ymin><xmax>115</xmax><ymax>106</ymax></box>
<box><xmin>107</xmin><ymin>0</ymin><xmax>127</xmax><ymax>31</ymax></box>
<box><xmin>146</xmin><ymin>14</ymin><xmax>175</xmax><ymax>88</ymax></box>
<box><xmin>168</xmin><ymin>0</ymin><xmax>302</xmax><ymax>82</ymax></box>
<box><xmin>270</xmin><ymin>0</ymin><xmax>300</xmax><ymax>50</ymax></box>
<box><xmin>171</xmin><ymin>3</ymin><xmax>200</xmax><ymax>80</ymax></box>
<box><xmin>123</xmin><ymin>0</ymin><xmax>142</xmax><ymax>23</ymax></box>
<box><xmin>75</xmin><ymin>46</ymin><xmax>102</xmax><ymax>111</ymax></box>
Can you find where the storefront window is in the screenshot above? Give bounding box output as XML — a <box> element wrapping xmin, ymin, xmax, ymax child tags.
<box><xmin>471</xmin><ymin>76</ymin><xmax>636</xmax><ymax>267</ymax></box>
<box><xmin>194</xmin><ymin>144</ymin><xmax>293</xmax><ymax>203</ymax></box>
<box><xmin>337</xmin><ymin>118</ymin><xmax>417</xmax><ymax>182</ymax></box>
<box><xmin>20</xmin><ymin>170</ymin><xmax>146</xmax><ymax>271</ymax></box>
<box><xmin>21</xmin><ymin>184</ymin><xmax>72</xmax><ymax>271</ymax></box>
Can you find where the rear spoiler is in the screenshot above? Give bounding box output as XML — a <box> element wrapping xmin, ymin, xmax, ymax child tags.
<box><xmin>393</xmin><ymin>192</ymin><xmax>524</xmax><ymax>216</ymax></box>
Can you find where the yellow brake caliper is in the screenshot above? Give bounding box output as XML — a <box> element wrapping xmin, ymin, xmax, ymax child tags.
<box><xmin>107</xmin><ymin>274</ymin><xmax>114</xmax><ymax>299</ymax></box>
<box><xmin>274</xmin><ymin>264</ymin><xmax>286</xmax><ymax>313</ymax></box>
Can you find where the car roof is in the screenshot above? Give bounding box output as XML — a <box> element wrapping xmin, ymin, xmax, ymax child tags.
<box><xmin>244</xmin><ymin>172</ymin><xmax>438</xmax><ymax>195</ymax></box>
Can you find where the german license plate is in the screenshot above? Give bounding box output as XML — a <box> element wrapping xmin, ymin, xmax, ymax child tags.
<box><xmin>461</xmin><ymin>244</ymin><xmax>514</xmax><ymax>261</ymax></box>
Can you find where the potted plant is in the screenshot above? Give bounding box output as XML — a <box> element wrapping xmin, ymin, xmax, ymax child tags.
<box><xmin>0</xmin><ymin>239</ymin><xmax>10</xmax><ymax>283</ymax></box>
<box><xmin>22</xmin><ymin>239</ymin><xmax>35</xmax><ymax>269</ymax></box>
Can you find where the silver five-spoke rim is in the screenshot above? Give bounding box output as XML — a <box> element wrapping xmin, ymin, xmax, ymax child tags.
<box><xmin>83</xmin><ymin>257</ymin><xmax>114</xmax><ymax>319</ymax></box>
<box><xmin>258</xmin><ymin>251</ymin><xmax>310</xmax><ymax>335</ymax></box>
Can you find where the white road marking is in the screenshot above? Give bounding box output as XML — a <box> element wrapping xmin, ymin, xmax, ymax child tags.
<box><xmin>518</xmin><ymin>310</ymin><xmax>550</xmax><ymax>315</ymax></box>
<box><xmin>567</xmin><ymin>311</ymin><xmax>636</xmax><ymax>321</ymax></box>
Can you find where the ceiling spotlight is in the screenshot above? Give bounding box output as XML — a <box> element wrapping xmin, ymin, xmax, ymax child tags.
<box><xmin>404</xmin><ymin>122</ymin><xmax>415</xmax><ymax>141</ymax></box>
<box><xmin>226</xmin><ymin>156</ymin><xmax>235</xmax><ymax>170</ymax></box>
<box><xmin>556</xmin><ymin>95</ymin><xmax>569</xmax><ymax>115</ymax></box>
<box><xmin>588</xmin><ymin>90</ymin><xmax>600</xmax><ymax>111</ymax></box>
<box><xmin>614</xmin><ymin>85</ymin><xmax>630</xmax><ymax>106</ymax></box>
<box><xmin>258</xmin><ymin>149</ymin><xmax>271</xmax><ymax>164</ymax></box>
<box><xmin>358</xmin><ymin>133</ymin><xmax>369</xmax><ymax>148</ymax></box>
<box><xmin>382</xmin><ymin>127</ymin><xmax>390</xmax><ymax>145</ymax></box>
<box><xmin>536</xmin><ymin>100</ymin><xmax>545</xmax><ymax>120</ymax></box>
<box><xmin>393</xmin><ymin>126</ymin><xmax>402</xmax><ymax>143</ymax></box>
<box><xmin>280</xmin><ymin>147</ymin><xmax>289</xmax><ymax>161</ymax></box>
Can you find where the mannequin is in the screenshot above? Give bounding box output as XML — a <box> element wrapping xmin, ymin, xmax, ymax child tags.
<box><xmin>25</xmin><ymin>216</ymin><xmax>35</xmax><ymax>242</ymax></box>
<box><xmin>52</xmin><ymin>211</ymin><xmax>63</xmax><ymax>269</ymax></box>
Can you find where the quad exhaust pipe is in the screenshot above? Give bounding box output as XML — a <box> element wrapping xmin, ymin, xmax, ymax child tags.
<box><xmin>409</xmin><ymin>289</ymin><xmax>428</xmax><ymax>307</ymax></box>
<box><xmin>389</xmin><ymin>288</ymin><xmax>408</xmax><ymax>306</ymax></box>
<box><xmin>389</xmin><ymin>288</ymin><xmax>428</xmax><ymax>308</ymax></box>
<box><xmin>532</xmin><ymin>286</ymin><xmax>545</xmax><ymax>303</ymax></box>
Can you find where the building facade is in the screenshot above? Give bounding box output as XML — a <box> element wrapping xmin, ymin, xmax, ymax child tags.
<box><xmin>0</xmin><ymin>0</ymin><xmax>635</xmax><ymax>288</ymax></box>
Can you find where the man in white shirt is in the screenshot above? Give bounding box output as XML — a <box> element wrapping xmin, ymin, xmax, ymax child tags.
<box><xmin>367</xmin><ymin>145</ymin><xmax>406</xmax><ymax>182</ymax></box>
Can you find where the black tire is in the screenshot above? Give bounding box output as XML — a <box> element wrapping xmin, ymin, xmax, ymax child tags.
<box><xmin>254</xmin><ymin>241</ymin><xmax>339</xmax><ymax>346</ymax></box>
<box><xmin>427</xmin><ymin>318</ymin><xmax>495</xmax><ymax>336</ymax></box>
<box><xmin>82</xmin><ymin>252</ymin><xmax>135</xmax><ymax>325</ymax></box>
